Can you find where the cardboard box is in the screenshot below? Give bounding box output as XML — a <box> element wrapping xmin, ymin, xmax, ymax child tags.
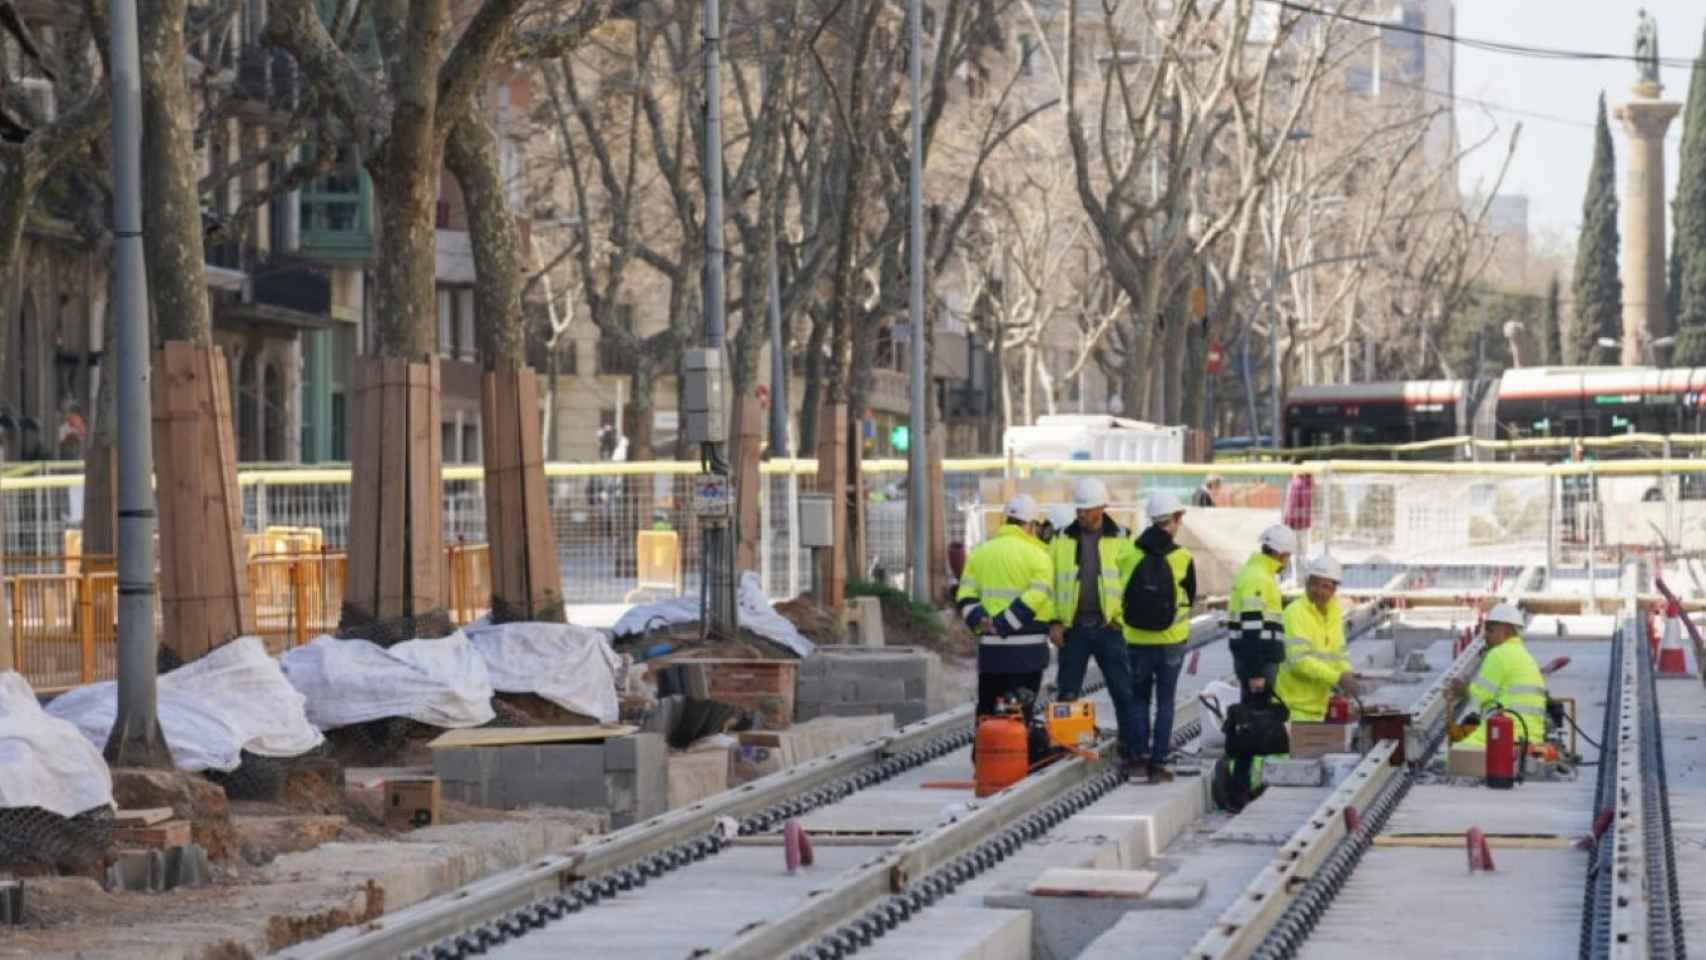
<box><xmin>1447</xmin><ymin>747</ymin><xmax>1487</xmax><ymax>778</ymax></box>
<box><xmin>113</xmin><ymin>819</ymin><xmax>192</xmax><ymax>849</ymax></box>
<box><xmin>1289</xmin><ymin>722</ymin><xmax>1357</xmax><ymax>759</ymax></box>
<box><xmin>385</xmin><ymin>777</ymin><xmax>441</xmax><ymax>830</ymax></box>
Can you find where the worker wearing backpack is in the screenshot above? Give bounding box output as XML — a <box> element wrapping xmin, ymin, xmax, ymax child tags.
<box><xmin>1121</xmin><ymin>492</ymin><xmax>1197</xmax><ymax>783</ymax></box>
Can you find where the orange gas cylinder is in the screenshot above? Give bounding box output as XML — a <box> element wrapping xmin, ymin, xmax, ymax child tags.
<box><xmin>975</xmin><ymin>713</ymin><xmax>1030</xmax><ymax>797</ymax></box>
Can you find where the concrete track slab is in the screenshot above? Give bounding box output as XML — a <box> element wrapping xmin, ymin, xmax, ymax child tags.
<box><xmin>1655</xmin><ymin>671</ymin><xmax>1706</xmax><ymax>949</ymax></box>
<box><xmin>485</xmin><ymin>844</ymin><xmax>888</xmax><ymax>957</ymax></box>
<box><xmin>857</xmin><ymin>908</ymin><xmax>1033</xmax><ymax>960</ymax></box>
<box><xmin>1297</xmin><ymin>847</ymin><xmax>1585</xmax><ymax>959</ymax></box>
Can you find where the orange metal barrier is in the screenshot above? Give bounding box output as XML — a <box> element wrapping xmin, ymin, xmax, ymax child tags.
<box><xmin>8</xmin><ymin>543</ymin><xmax>493</xmax><ymax>692</ymax></box>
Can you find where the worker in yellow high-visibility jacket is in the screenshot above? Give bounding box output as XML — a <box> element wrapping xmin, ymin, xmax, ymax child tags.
<box><xmin>956</xmin><ymin>495</ymin><xmax>1056</xmax><ymax>722</ymax></box>
<box><xmin>1123</xmin><ymin>492</ymin><xmax>1197</xmax><ymax>783</ymax></box>
<box><xmin>1227</xmin><ymin>524</ymin><xmax>1298</xmax><ymax>698</ymax></box>
<box><xmin>1275</xmin><ymin>554</ymin><xmax>1366</xmax><ymax>722</ymax></box>
<box><xmin>1452</xmin><ymin>603</ymin><xmax>1548</xmax><ymax>748</ymax></box>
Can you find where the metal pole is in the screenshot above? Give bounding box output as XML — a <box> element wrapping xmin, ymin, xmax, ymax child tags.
<box><xmin>1268</xmin><ymin>254</ymin><xmax>1281</xmax><ymax>448</ymax></box>
<box><xmin>702</xmin><ymin>0</ymin><xmax>737</xmax><ymax>635</ymax></box>
<box><xmin>906</xmin><ymin>0</ymin><xmax>928</xmax><ymax>602</ymax></box>
<box><xmin>104</xmin><ymin>0</ymin><xmax>169</xmax><ymax>767</ymax></box>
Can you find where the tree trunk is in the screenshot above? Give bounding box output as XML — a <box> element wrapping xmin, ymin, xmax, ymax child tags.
<box><xmin>138</xmin><ymin>0</ymin><xmax>211</xmax><ymax>341</ymax></box>
<box><xmin>447</xmin><ymin>107</ymin><xmax>563</xmax><ymax>623</ymax></box>
<box><xmin>83</xmin><ymin>273</ymin><xmax>120</xmax><ymax>560</ymax></box>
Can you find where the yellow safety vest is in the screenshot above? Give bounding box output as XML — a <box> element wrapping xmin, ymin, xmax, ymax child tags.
<box><xmin>1049</xmin><ymin>521</ymin><xmax>1138</xmax><ymax>628</ymax></box>
<box><xmin>1461</xmin><ymin>636</ymin><xmax>1548</xmax><ymax>747</ymax></box>
<box><xmin>1275</xmin><ymin>596</ymin><xmax>1349</xmax><ymax>722</ymax></box>
<box><xmin>955</xmin><ymin>524</ymin><xmax>1056</xmax><ymax>628</ymax></box>
<box><xmin>1123</xmin><ymin>543</ymin><xmax>1194</xmax><ymax>646</ymax></box>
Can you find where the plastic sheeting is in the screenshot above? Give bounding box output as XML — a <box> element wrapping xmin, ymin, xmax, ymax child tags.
<box><xmin>46</xmin><ymin>636</ymin><xmax>323</xmax><ymax>774</ymax></box>
<box><xmin>611</xmin><ymin>571</ymin><xmax>816</xmax><ymax>657</ymax></box>
<box><xmin>463</xmin><ymin>620</ymin><xmax>622</xmax><ymax>723</ymax></box>
<box><xmin>1193</xmin><ymin>679</ymin><xmax>1243</xmax><ymax>751</ymax></box>
<box><xmin>0</xmin><ymin>672</ymin><xmax>114</xmax><ymax>817</ymax></box>
<box><xmin>280</xmin><ymin>631</ymin><xmax>496</xmax><ymax>730</ymax></box>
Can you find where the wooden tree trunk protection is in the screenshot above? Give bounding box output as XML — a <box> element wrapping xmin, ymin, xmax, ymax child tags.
<box><xmin>151</xmin><ymin>341</ymin><xmax>255</xmax><ymax>664</ymax></box>
<box><xmin>816</xmin><ymin>403</ymin><xmax>849</xmax><ymax>609</ymax></box>
<box><xmin>733</xmin><ymin>395</ymin><xmax>763</xmax><ymax>572</ymax></box>
<box><xmin>480</xmin><ymin>368</ymin><xmax>564</xmax><ymax>623</ymax></box>
<box><xmin>343</xmin><ymin>356</ymin><xmax>447</xmax><ymax>636</ymax></box>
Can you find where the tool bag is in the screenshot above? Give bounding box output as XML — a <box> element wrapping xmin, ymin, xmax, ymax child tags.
<box><xmin>1222</xmin><ymin>694</ymin><xmax>1291</xmax><ymax>758</ymax></box>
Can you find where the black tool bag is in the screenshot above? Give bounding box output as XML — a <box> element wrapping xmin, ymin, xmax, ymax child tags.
<box><xmin>1223</xmin><ymin>695</ymin><xmax>1291</xmax><ymax>758</ymax></box>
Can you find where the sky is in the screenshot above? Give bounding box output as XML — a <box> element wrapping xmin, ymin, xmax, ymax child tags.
<box><xmin>1455</xmin><ymin>0</ymin><xmax>1703</xmax><ymax>242</ymax></box>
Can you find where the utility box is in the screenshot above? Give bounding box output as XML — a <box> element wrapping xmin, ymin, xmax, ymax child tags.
<box><xmin>799</xmin><ymin>494</ymin><xmax>834</xmax><ymax>548</ymax></box>
<box><xmin>384</xmin><ymin>776</ymin><xmax>441</xmax><ymax>831</ymax></box>
<box><xmin>682</xmin><ymin>348</ymin><xmax>726</xmax><ymax>445</ymax></box>
<box><xmin>1288</xmin><ymin>722</ymin><xmax>1357</xmax><ymax>759</ymax></box>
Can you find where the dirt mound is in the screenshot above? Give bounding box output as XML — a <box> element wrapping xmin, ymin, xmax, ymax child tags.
<box><xmin>774</xmin><ymin>596</ymin><xmax>843</xmax><ymax>646</ymax></box>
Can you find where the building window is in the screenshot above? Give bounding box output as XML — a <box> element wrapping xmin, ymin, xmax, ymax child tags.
<box><xmin>597</xmin><ymin>303</ymin><xmax>636</xmax><ymax>375</ymax></box>
<box><xmin>442</xmin><ymin>421</ymin><xmax>458</xmax><ymax>464</ymax></box>
<box><xmin>300</xmin><ymin>145</ymin><xmax>373</xmax><ymax>255</ymax></box>
<box><xmin>463</xmin><ymin>422</ymin><xmax>480</xmax><ymax>464</ymax></box>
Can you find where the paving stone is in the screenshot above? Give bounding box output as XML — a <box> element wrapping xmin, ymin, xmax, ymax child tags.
<box><xmin>497</xmin><ymin>746</ymin><xmax>542</xmax><ymax>780</ymax></box>
<box><xmin>601</xmin><ymin>733</ymin><xmax>663</xmax><ymax>773</ymax></box>
<box><xmin>537</xmin><ymin>743</ymin><xmax>605</xmax><ymax>778</ymax></box>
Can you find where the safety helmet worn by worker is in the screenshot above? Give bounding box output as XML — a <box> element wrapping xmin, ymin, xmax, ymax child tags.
<box><xmin>1304</xmin><ymin>554</ymin><xmax>1343</xmax><ymax>583</ymax></box>
<box><xmin>1146</xmin><ymin>491</ymin><xmax>1185</xmax><ymax>521</ymax></box>
<box><xmin>1004</xmin><ymin>494</ymin><xmax>1041</xmax><ymax>523</ymax></box>
<box><xmin>1072</xmin><ymin>478</ymin><xmax>1111</xmax><ymax>510</ymax></box>
<box><xmin>1044</xmin><ymin>504</ymin><xmax>1077</xmax><ymax>531</ymax></box>
<box><xmin>1486</xmin><ymin>602</ymin><xmax>1526</xmax><ymax>629</ymax></box>
<box><xmin>1259</xmin><ymin>524</ymin><xmax>1298</xmax><ymax>555</ymax></box>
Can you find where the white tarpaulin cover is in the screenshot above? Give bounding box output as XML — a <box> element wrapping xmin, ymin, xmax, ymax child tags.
<box><xmin>463</xmin><ymin>620</ymin><xmax>622</xmax><ymax>723</ymax></box>
<box><xmin>280</xmin><ymin>631</ymin><xmax>496</xmax><ymax>730</ymax></box>
<box><xmin>612</xmin><ymin>571</ymin><xmax>816</xmax><ymax>657</ymax></box>
<box><xmin>1193</xmin><ymin>679</ymin><xmax>1243</xmax><ymax>751</ymax></box>
<box><xmin>46</xmin><ymin>636</ymin><xmax>323</xmax><ymax>774</ymax></box>
<box><xmin>0</xmin><ymin>672</ymin><xmax>114</xmax><ymax>817</ymax></box>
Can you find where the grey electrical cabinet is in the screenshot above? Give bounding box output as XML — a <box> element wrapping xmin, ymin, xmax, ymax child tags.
<box><xmin>681</xmin><ymin>348</ymin><xmax>726</xmax><ymax>445</ymax></box>
<box><xmin>798</xmin><ymin>494</ymin><xmax>834</xmax><ymax>548</ymax></box>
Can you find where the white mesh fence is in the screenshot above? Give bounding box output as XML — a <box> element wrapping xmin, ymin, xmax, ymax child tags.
<box><xmin>10</xmin><ymin>461</ymin><xmax>1706</xmax><ymax>604</ymax></box>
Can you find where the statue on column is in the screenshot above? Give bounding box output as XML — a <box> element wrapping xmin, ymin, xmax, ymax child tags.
<box><xmin>1635</xmin><ymin>9</ymin><xmax>1660</xmax><ymax>86</ymax></box>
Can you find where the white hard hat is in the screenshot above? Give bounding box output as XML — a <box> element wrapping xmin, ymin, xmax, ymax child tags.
<box><xmin>1486</xmin><ymin>602</ymin><xmax>1526</xmax><ymax>629</ymax></box>
<box><xmin>1044</xmin><ymin>504</ymin><xmax>1077</xmax><ymax>530</ymax></box>
<box><xmin>1072</xmin><ymin>478</ymin><xmax>1111</xmax><ymax>510</ymax></box>
<box><xmin>1146</xmin><ymin>491</ymin><xmax>1185</xmax><ymax>521</ymax></box>
<box><xmin>1004</xmin><ymin>494</ymin><xmax>1041</xmax><ymax>523</ymax></box>
<box><xmin>1260</xmin><ymin>524</ymin><xmax>1298</xmax><ymax>555</ymax></box>
<box><xmin>1304</xmin><ymin>553</ymin><xmax>1343</xmax><ymax>583</ymax></box>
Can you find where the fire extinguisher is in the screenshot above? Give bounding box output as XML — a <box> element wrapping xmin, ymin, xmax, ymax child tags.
<box><xmin>1484</xmin><ymin>706</ymin><xmax>1518</xmax><ymax>790</ymax></box>
<box><xmin>1325</xmin><ymin>695</ymin><xmax>1350</xmax><ymax>724</ymax></box>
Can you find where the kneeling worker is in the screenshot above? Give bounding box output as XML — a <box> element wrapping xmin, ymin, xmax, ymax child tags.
<box><xmin>956</xmin><ymin>495</ymin><xmax>1056</xmax><ymax>721</ymax></box>
<box><xmin>1451</xmin><ymin>603</ymin><xmax>1547</xmax><ymax>749</ymax></box>
<box><xmin>1275</xmin><ymin>554</ymin><xmax>1364</xmax><ymax>721</ymax></box>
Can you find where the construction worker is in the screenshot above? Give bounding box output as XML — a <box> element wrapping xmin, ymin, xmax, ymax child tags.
<box><xmin>956</xmin><ymin>494</ymin><xmax>1056</xmax><ymax>722</ymax></box>
<box><xmin>1452</xmin><ymin>603</ymin><xmax>1548</xmax><ymax>748</ymax></box>
<box><xmin>1228</xmin><ymin>524</ymin><xmax>1298</xmax><ymax>698</ymax></box>
<box><xmin>1124</xmin><ymin>492</ymin><xmax>1196</xmax><ymax>783</ymax></box>
<box><xmin>1039</xmin><ymin>504</ymin><xmax>1076</xmax><ymax>545</ymax></box>
<box><xmin>1048</xmin><ymin>479</ymin><xmax>1141</xmax><ymax>772</ymax></box>
<box><xmin>1275</xmin><ymin>554</ymin><xmax>1365</xmax><ymax>722</ymax></box>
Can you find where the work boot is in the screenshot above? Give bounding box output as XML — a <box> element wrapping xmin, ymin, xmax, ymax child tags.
<box><xmin>1120</xmin><ymin>757</ymin><xmax>1147</xmax><ymax>781</ymax></box>
<box><xmin>1147</xmin><ymin>762</ymin><xmax>1175</xmax><ymax>784</ymax></box>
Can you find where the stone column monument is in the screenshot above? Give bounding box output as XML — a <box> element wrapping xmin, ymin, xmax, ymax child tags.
<box><xmin>1613</xmin><ymin>9</ymin><xmax>1681</xmax><ymax>366</ymax></box>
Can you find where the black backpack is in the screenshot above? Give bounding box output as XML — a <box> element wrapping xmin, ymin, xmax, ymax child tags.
<box><xmin>1222</xmin><ymin>696</ymin><xmax>1291</xmax><ymax>758</ymax></box>
<box><xmin>1122</xmin><ymin>545</ymin><xmax>1178</xmax><ymax>631</ymax></box>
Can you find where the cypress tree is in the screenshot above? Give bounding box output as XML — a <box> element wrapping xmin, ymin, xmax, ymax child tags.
<box><xmin>1541</xmin><ymin>274</ymin><xmax>1561</xmax><ymax>366</ymax></box>
<box><xmin>1568</xmin><ymin>93</ymin><xmax>1622</xmax><ymax>366</ymax></box>
<box><xmin>1672</xmin><ymin>23</ymin><xmax>1706</xmax><ymax>366</ymax></box>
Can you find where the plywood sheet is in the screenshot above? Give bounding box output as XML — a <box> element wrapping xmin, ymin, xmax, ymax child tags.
<box><xmin>427</xmin><ymin>724</ymin><xmax>640</xmax><ymax>750</ymax></box>
<box><xmin>1027</xmin><ymin>868</ymin><xmax>1161</xmax><ymax>899</ymax></box>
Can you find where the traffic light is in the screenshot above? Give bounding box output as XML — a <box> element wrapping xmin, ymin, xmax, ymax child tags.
<box><xmin>889</xmin><ymin>424</ymin><xmax>910</xmax><ymax>453</ymax></box>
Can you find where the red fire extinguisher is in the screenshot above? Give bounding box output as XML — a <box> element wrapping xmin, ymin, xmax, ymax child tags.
<box><xmin>1484</xmin><ymin>708</ymin><xmax>1516</xmax><ymax>790</ymax></box>
<box><xmin>1325</xmin><ymin>695</ymin><xmax>1350</xmax><ymax>724</ymax></box>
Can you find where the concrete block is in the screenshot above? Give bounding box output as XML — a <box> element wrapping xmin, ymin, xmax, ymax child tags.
<box><xmin>432</xmin><ymin>747</ymin><xmax>495</xmax><ymax>783</ymax></box>
<box><xmin>847</xmin><ymin>596</ymin><xmax>886</xmax><ymax>647</ymax></box>
<box><xmin>497</xmin><ymin>746</ymin><xmax>542</xmax><ymax>780</ymax></box>
<box><xmin>857</xmin><ymin>907</ymin><xmax>1032</xmax><ymax>960</ymax></box>
<box><xmin>1321</xmin><ymin>752</ymin><xmax>1364</xmax><ymax>787</ymax></box>
<box><xmin>905</xmin><ymin>677</ymin><xmax>926</xmax><ymax>700</ymax></box>
<box><xmin>604</xmin><ymin>732</ymin><xmax>664</xmax><ymax>773</ymax></box>
<box><xmin>986</xmin><ymin>883</ymin><xmax>1201</xmax><ymax>960</ymax></box>
<box><xmin>1263</xmin><ymin>758</ymin><xmax>1327</xmax><ymax>787</ymax></box>
<box><xmin>795</xmin><ymin>678</ymin><xmax>830</xmax><ymax>707</ymax></box>
<box><xmin>537</xmin><ymin>744</ymin><xmax>605</xmax><ymax>778</ymax></box>
<box><xmin>666</xmin><ymin>750</ymin><xmax>730</xmax><ymax>810</ymax></box>
<box><xmin>853</xmin><ymin>679</ymin><xmax>907</xmax><ymax>704</ymax></box>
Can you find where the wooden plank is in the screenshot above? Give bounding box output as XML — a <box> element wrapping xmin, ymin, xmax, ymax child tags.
<box><xmin>164</xmin><ymin>343</ymin><xmax>209</xmax><ymax>660</ymax></box>
<box><xmin>477</xmin><ymin>370</ymin><xmax>504</xmax><ymax>614</ymax></box>
<box><xmin>194</xmin><ymin>346</ymin><xmax>240</xmax><ymax>647</ymax></box>
<box><xmin>427</xmin><ymin>357</ymin><xmax>445</xmax><ymax>609</ymax></box>
<box><xmin>113</xmin><ymin>807</ymin><xmax>174</xmax><ymax>827</ymax></box>
<box><xmin>379</xmin><ymin>360</ymin><xmax>409</xmax><ymax>618</ymax></box>
<box><xmin>1027</xmin><ymin>868</ymin><xmax>1162</xmax><ymax>899</ymax></box>
<box><xmin>344</xmin><ymin>360</ymin><xmax>381</xmax><ymax>617</ymax></box>
<box><xmin>403</xmin><ymin>358</ymin><xmax>442</xmax><ymax>614</ymax></box>
<box><xmin>516</xmin><ymin>368</ymin><xmax>560</xmax><ymax>614</ymax></box>
<box><xmin>206</xmin><ymin>345</ymin><xmax>254</xmax><ymax>638</ymax></box>
<box><xmin>426</xmin><ymin>724</ymin><xmax>640</xmax><ymax>750</ymax></box>
<box><xmin>487</xmin><ymin>367</ymin><xmax>521</xmax><ymax>610</ymax></box>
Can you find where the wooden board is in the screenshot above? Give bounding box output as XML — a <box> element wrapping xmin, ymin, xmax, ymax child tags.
<box><xmin>1372</xmin><ymin>833</ymin><xmax>1573</xmax><ymax>850</ymax></box>
<box><xmin>343</xmin><ymin>360</ymin><xmax>378</xmax><ymax>617</ymax></box>
<box><xmin>380</xmin><ymin>360</ymin><xmax>409</xmax><ymax>617</ymax></box>
<box><xmin>114</xmin><ymin>807</ymin><xmax>174</xmax><ymax>827</ymax></box>
<box><xmin>427</xmin><ymin>724</ymin><xmax>640</xmax><ymax>750</ymax></box>
<box><xmin>1027</xmin><ymin>868</ymin><xmax>1162</xmax><ymax>899</ymax></box>
<box><xmin>517</xmin><ymin>368</ymin><xmax>561</xmax><ymax>613</ymax></box>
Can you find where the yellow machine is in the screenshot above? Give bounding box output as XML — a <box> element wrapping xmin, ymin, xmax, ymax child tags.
<box><xmin>1046</xmin><ymin>700</ymin><xmax>1097</xmax><ymax>749</ymax></box>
